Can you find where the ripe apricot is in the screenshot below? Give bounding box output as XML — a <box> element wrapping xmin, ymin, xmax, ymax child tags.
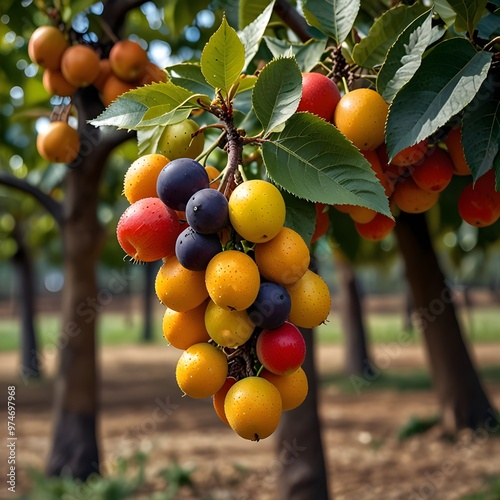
<box><xmin>162</xmin><ymin>301</ymin><xmax>210</xmax><ymax>350</ymax></box>
<box><xmin>28</xmin><ymin>26</ymin><xmax>68</xmax><ymax>70</ymax></box>
<box><xmin>347</xmin><ymin>205</ymin><xmax>377</xmax><ymax>224</ymax></box>
<box><xmin>213</xmin><ymin>377</ymin><xmax>237</xmax><ymax>425</ymax></box>
<box><xmin>362</xmin><ymin>149</ymin><xmax>393</xmax><ymax>196</ymax></box>
<box><xmin>224</xmin><ymin>377</ymin><xmax>282</xmax><ymax>441</ymax></box>
<box><xmin>260</xmin><ymin>367</ymin><xmax>308</xmax><ymax>411</ymax></box>
<box><xmin>139</xmin><ymin>61</ymin><xmax>168</xmax><ymax>86</ymax></box>
<box><xmin>36</xmin><ymin>121</ymin><xmax>79</xmax><ymax>163</ymax></box>
<box><xmin>93</xmin><ymin>59</ymin><xmax>112</xmax><ymax>91</ymax></box>
<box><xmin>355</xmin><ymin>213</ymin><xmax>395</xmax><ymax>241</ymax></box>
<box><xmin>42</xmin><ymin>68</ymin><xmax>78</xmax><ymax>97</ymax></box>
<box><xmin>392</xmin><ymin>177</ymin><xmax>439</xmax><ymax>213</ymax></box>
<box><xmin>254</xmin><ymin>227</ymin><xmax>310</xmax><ymax>286</ymax></box>
<box><xmin>205</xmin><ymin>250</ymin><xmax>260</xmax><ymax>311</ymax></box>
<box><xmin>285</xmin><ymin>270</ymin><xmax>331</xmax><ymax>328</ymax></box>
<box><xmin>445</xmin><ymin>127</ymin><xmax>471</xmax><ymax>176</ymax></box>
<box><xmin>110</xmin><ymin>40</ymin><xmax>149</xmax><ymax>82</ymax></box>
<box><xmin>311</xmin><ymin>203</ymin><xmax>329</xmax><ymax>244</ymax></box>
<box><xmin>411</xmin><ymin>147</ymin><xmax>453</xmax><ymax>193</ymax></box>
<box><xmin>101</xmin><ymin>75</ymin><xmax>135</xmax><ymax>107</ymax></box>
<box><xmin>123</xmin><ymin>153</ymin><xmax>169</xmax><ymax>203</ymax></box>
<box><xmin>155</xmin><ymin>256</ymin><xmax>208</xmax><ymax>312</ymax></box>
<box><xmin>157</xmin><ymin>119</ymin><xmax>205</xmax><ymax>160</ymax></box>
<box><xmin>228</xmin><ymin>180</ymin><xmax>286</xmax><ymax>243</ymax></box>
<box><xmin>458</xmin><ymin>170</ymin><xmax>500</xmax><ymax>227</ymax></box>
<box><xmin>61</xmin><ymin>45</ymin><xmax>100</xmax><ymax>87</ymax></box>
<box><xmin>175</xmin><ymin>343</ymin><xmax>228</xmax><ymax>399</ymax></box>
<box><xmin>333</xmin><ymin>88</ymin><xmax>389</xmax><ymax>150</ymax></box>
<box><xmin>391</xmin><ymin>139</ymin><xmax>428</xmax><ymax>167</ymax></box>
<box><xmin>205</xmin><ymin>166</ymin><xmax>222</xmax><ymax>189</ymax></box>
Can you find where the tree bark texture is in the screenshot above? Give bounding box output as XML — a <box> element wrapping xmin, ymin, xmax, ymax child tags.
<box><xmin>395</xmin><ymin>211</ymin><xmax>497</xmax><ymax>432</ymax></box>
<box><xmin>276</xmin><ymin>328</ymin><xmax>330</xmax><ymax>500</ymax></box>
<box><xmin>335</xmin><ymin>253</ymin><xmax>372</xmax><ymax>377</ymax></box>
<box><xmin>12</xmin><ymin>224</ymin><xmax>41</xmax><ymax>380</ymax></box>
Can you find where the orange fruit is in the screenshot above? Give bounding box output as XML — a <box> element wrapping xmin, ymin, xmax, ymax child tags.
<box><xmin>123</xmin><ymin>153</ymin><xmax>169</xmax><ymax>203</ymax></box>
<box><xmin>61</xmin><ymin>45</ymin><xmax>100</xmax><ymax>87</ymax></box>
<box><xmin>28</xmin><ymin>26</ymin><xmax>68</xmax><ymax>70</ymax></box>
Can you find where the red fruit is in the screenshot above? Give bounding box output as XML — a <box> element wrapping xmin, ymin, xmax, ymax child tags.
<box><xmin>297</xmin><ymin>73</ymin><xmax>341</xmax><ymax>122</ymax></box>
<box><xmin>458</xmin><ymin>170</ymin><xmax>500</xmax><ymax>227</ymax></box>
<box><xmin>116</xmin><ymin>197</ymin><xmax>180</xmax><ymax>262</ymax></box>
<box><xmin>392</xmin><ymin>177</ymin><xmax>439</xmax><ymax>213</ymax></box>
<box><xmin>256</xmin><ymin>322</ymin><xmax>306</xmax><ymax>376</ymax></box>
<box><xmin>354</xmin><ymin>213</ymin><xmax>395</xmax><ymax>241</ymax></box>
<box><xmin>411</xmin><ymin>147</ymin><xmax>453</xmax><ymax>193</ymax></box>
<box><xmin>391</xmin><ymin>140</ymin><xmax>428</xmax><ymax>167</ymax></box>
<box><xmin>311</xmin><ymin>203</ymin><xmax>329</xmax><ymax>244</ymax></box>
<box><xmin>376</xmin><ymin>144</ymin><xmax>407</xmax><ymax>193</ymax></box>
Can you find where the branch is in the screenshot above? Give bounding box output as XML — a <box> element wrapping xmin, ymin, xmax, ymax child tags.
<box><xmin>102</xmin><ymin>0</ymin><xmax>150</xmax><ymax>36</ymax></box>
<box><xmin>274</xmin><ymin>0</ymin><xmax>311</xmax><ymax>43</ymax></box>
<box><xmin>0</xmin><ymin>173</ymin><xmax>64</xmax><ymax>227</ymax></box>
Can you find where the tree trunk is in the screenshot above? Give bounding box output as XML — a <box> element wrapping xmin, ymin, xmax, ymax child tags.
<box><xmin>45</xmin><ymin>86</ymin><xmax>128</xmax><ymax>479</ymax></box>
<box><xmin>335</xmin><ymin>253</ymin><xmax>372</xmax><ymax>377</ymax></box>
<box><xmin>395</xmin><ymin>211</ymin><xmax>497</xmax><ymax>432</ymax></box>
<box><xmin>11</xmin><ymin>224</ymin><xmax>41</xmax><ymax>381</ymax></box>
<box><xmin>276</xmin><ymin>327</ymin><xmax>330</xmax><ymax>500</ymax></box>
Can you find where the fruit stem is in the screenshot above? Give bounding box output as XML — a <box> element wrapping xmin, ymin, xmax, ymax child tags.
<box><xmin>342</xmin><ymin>76</ymin><xmax>350</xmax><ymax>94</ymax></box>
<box><xmin>255</xmin><ymin>364</ymin><xmax>264</xmax><ymax>377</ymax></box>
<box><xmin>195</xmin><ymin>130</ymin><xmax>227</xmax><ymax>165</ymax></box>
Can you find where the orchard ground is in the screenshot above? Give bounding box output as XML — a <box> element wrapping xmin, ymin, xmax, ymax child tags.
<box><xmin>1</xmin><ymin>292</ymin><xmax>500</xmax><ymax>499</ymax></box>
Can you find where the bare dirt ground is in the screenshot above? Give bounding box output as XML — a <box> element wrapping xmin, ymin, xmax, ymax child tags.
<box><xmin>1</xmin><ymin>341</ymin><xmax>500</xmax><ymax>500</ymax></box>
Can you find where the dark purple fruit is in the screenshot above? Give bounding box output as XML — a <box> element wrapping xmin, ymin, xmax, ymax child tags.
<box><xmin>175</xmin><ymin>226</ymin><xmax>222</xmax><ymax>271</ymax></box>
<box><xmin>247</xmin><ymin>282</ymin><xmax>291</xmax><ymax>330</ymax></box>
<box><xmin>185</xmin><ymin>188</ymin><xmax>229</xmax><ymax>234</ymax></box>
<box><xmin>156</xmin><ymin>158</ymin><xmax>209</xmax><ymax>211</ymax></box>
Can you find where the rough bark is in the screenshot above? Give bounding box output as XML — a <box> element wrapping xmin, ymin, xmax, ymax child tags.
<box><xmin>395</xmin><ymin>211</ymin><xmax>497</xmax><ymax>432</ymax></box>
<box><xmin>335</xmin><ymin>253</ymin><xmax>372</xmax><ymax>377</ymax></box>
<box><xmin>11</xmin><ymin>224</ymin><xmax>41</xmax><ymax>381</ymax></box>
<box><xmin>276</xmin><ymin>328</ymin><xmax>330</xmax><ymax>500</ymax></box>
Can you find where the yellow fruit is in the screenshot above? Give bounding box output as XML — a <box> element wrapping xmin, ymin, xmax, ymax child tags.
<box><xmin>224</xmin><ymin>377</ymin><xmax>282</xmax><ymax>441</ymax></box>
<box><xmin>254</xmin><ymin>227</ymin><xmax>310</xmax><ymax>286</ymax></box>
<box><xmin>123</xmin><ymin>153</ymin><xmax>169</xmax><ymax>203</ymax></box>
<box><xmin>175</xmin><ymin>343</ymin><xmax>228</xmax><ymax>398</ymax></box>
<box><xmin>286</xmin><ymin>270</ymin><xmax>331</xmax><ymax>328</ymax></box>
<box><xmin>205</xmin><ymin>250</ymin><xmax>260</xmax><ymax>311</ymax></box>
<box><xmin>260</xmin><ymin>367</ymin><xmax>308</xmax><ymax>411</ymax></box>
<box><xmin>228</xmin><ymin>180</ymin><xmax>286</xmax><ymax>243</ymax></box>
<box><xmin>155</xmin><ymin>257</ymin><xmax>208</xmax><ymax>312</ymax></box>
<box><xmin>162</xmin><ymin>301</ymin><xmax>210</xmax><ymax>350</ymax></box>
<box><xmin>204</xmin><ymin>300</ymin><xmax>255</xmax><ymax>347</ymax></box>
<box><xmin>334</xmin><ymin>88</ymin><xmax>388</xmax><ymax>150</ymax></box>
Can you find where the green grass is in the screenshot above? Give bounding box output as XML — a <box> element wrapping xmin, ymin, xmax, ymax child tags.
<box><xmin>462</xmin><ymin>476</ymin><xmax>500</xmax><ymax>499</ymax></box>
<box><xmin>0</xmin><ymin>306</ymin><xmax>498</xmax><ymax>353</ymax></box>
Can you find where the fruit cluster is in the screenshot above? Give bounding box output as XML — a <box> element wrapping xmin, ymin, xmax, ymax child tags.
<box><xmin>298</xmin><ymin>72</ymin><xmax>500</xmax><ymax>240</ymax></box>
<box><xmin>116</xmin><ymin>153</ymin><xmax>331</xmax><ymax>441</ymax></box>
<box><xmin>28</xmin><ymin>25</ymin><xmax>166</xmax><ymax>164</ymax></box>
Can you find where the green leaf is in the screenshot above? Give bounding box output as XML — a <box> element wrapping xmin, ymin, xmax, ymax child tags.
<box><xmin>200</xmin><ymin>17</ymin><xmax>246</xmax><ymax>95</ymax></box>
<box><xmin>462</xmin><ymin>70</ymin><xmax>500</xmax><ymax>184</ymax></box>
<box><xmin>90</xmin><ymin>99</ymin><xmax>147</xmax><ymax>129</ymax></box>
<box><xmin>386</xmin><ymin>38</ymin><xmax>492</xmax><ymax>160</ymax></box>
<box><xmin>281</xmin><ymin>190</ymin><xmax>317</xmax><ymax>247</ymax></box>
<box><xmin>261</xmin><ymin>113</ymin><xmax>391</xmax><ymax>216</ymax></box>
<box><xmin>303</xmin><ymin>0</ymin><xmax>360</xmax><ymax>45</ymax></box>
<box><xmin>163</xmin><ymin>0</ymin><xmax>210</xmax><ymax>39</ymax></box>
<box><xmin>377</xmin><ymin>10</ymin><xmax>444</xmax><ymax>102</ymax></box>
<box><xmin>138</xmin><ymin>108</ymin><xmax>192</xmax><ymax>129</ymax></box>
<box><xmin>477</xmin><ymin>9</ymin><xmax>500</xmax><ymax>40</ymax></box>
<box><xmin>167</xmin><ymin>64</ymin><xmax>215</xmax><ymax>98</ymax></box>
<box><xmin>446</xmin><ymin>0</ymin><xmax>488</xmax><ymax>35</ymax></box>
<box><xmin>352</xmin><ymin>3</ymin><xmax>427</xmax><ymax>68</ymax></box>
<box><xmin>264</xmin><ymin>37</ymin><xmax>328</xmax><ymax>72</ymax></box>
<box><xmin>63</xmin><ymin>0</ymin><xmax>96</xmax><ymax>21</ymax></box>
<box><xmin>238</xmin><ymin>0</ymin><xmax>273</xmax><ymax>28</ymax></box>
<box><xmin>238</xmin><ymin>1</ymin><xmax>275</xmax><ymax>70</ymax></box>
<box><xmin>433</xmin><ymin>0</ymin><xmax>457</xmax><ymax>27</ymax></box>
<box><xmin>252</xmin><ymin>57</ymin><xmax>302</xmax><ymax>136</ymax></box>
<box><xmin>137</xmin><ymin>126</ymin><xmax>164</xmax><ymax>156</ymax></box>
